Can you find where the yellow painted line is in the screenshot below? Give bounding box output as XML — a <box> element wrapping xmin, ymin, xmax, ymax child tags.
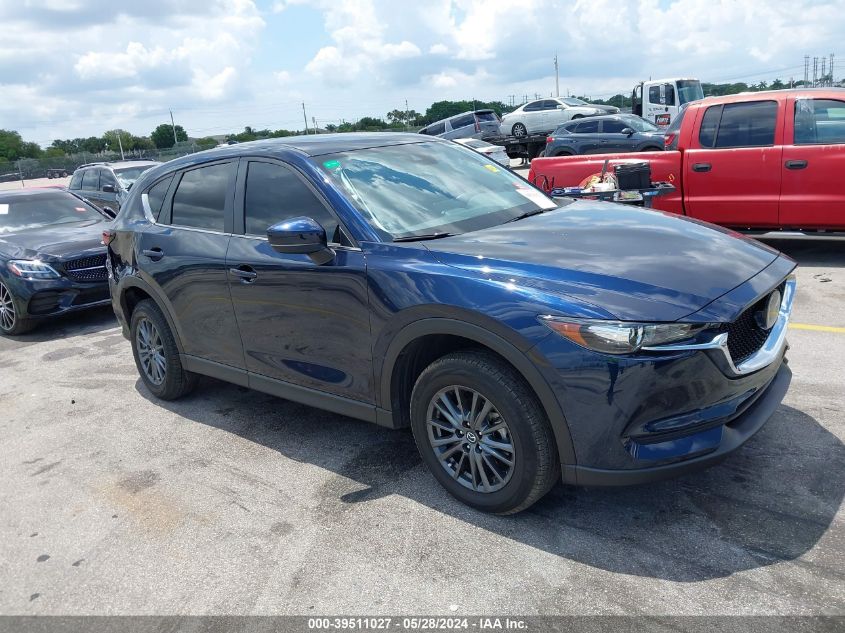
<box><xmin>789</xmin><ymin>323</ymin><xmax>845</xmax><ymax>334</ymax></box>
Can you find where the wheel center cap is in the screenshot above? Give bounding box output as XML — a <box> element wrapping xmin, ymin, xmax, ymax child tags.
<box><xmin>465</xmin><ymin>431</ymin><xmax>478</xmax><ymax>444</ymax></box>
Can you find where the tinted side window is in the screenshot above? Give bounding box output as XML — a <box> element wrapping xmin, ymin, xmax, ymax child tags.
<box><xmin>542</xmin><ymin>100</ymin><xmax>560</xmax><ymax>110</ymax></box>
<box><xmin>100</xmin><ymin>170</ymin><xmax>117</xmax><ymax>191</ymax></box>
<box><xmin>698</xmin><ymin>105</ymin><xmax>722</xmax><ymax>147</ymax></box>
<box><xmin>450</xmin><ymin>114</ymin><xmax>475</xmax><ymax>129</ymax></box>
<box><xmin>523</xmin><ymin>101</ymin><xmax>543</xmax><ymax>112</ymax></box>
<box><xmin>794</xmin><ymin>98</ymin><xmax>845</xmax><ymax>144</ymax></box>
<box><xmin>715</xmin><ymin>101</ymin><xmax>777</xmax><ymax>148</ymax></box>
<box><xmin>574</xmin><ymin>120</ymin><xmax>599</xmax><ymax>134</ymax></box>
<box><xmin>145</xmin><ymin>175</ymin><xmax>173</xmax><ymax>220</ymax></box>
<box><xmin>244</xmin><ymin>162</ymin><xmax>339</xmax><ymax>241</ymax></box>
<box><xmin>69</xmin><ymin>172</ymin><xmax>83</xmax><ymax>190</ymax></box>
<box><xmin>602</xmin><ymin>120</ymin><xmax>628</xmax><ymax>133</ymax></box>
<box><xmin>170</xmin><ymin>163</ymin><xmax>230</xmax><ymax>231</ymax></box>
<box><xmin>81</xmin><ymin>169</ymin><xmax>98</xmax><ymax>191</ymax></box>
<box><xmin>648</xmin><ymin>85</ymin><xmax>661</xmax><ymax>104</ymax></box>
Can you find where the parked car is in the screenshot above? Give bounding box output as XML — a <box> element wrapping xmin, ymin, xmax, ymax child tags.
<box><xmin>69</xmin><ymin>160</ymin><xmax>160</xmax><ymax>213</ymax></box>
<box><xmin>107</xmin><ymin>133</ymin><xmax>795</xmax><ymax>514</ymax></box>
<box><xmin>501</xmin><ymin>98</ymin><xmax>604</xmax><ymax>137</ymax></box>
<box><xmin>453</xmin><ymin>138</ymin><xmax>510</xmax><ymax>165</ymax></box>
<box><xmin>544</xmin><ymin>114</ymin><xmax>665</xmax><ymax>156</ymax></box>
<box><xmin>0</xmin><ymin>189</ymin><xmax>112</xmax><ymax>335</ymax></box>
<box><xmin>558</xmin><ymin>97</ymin><xmax>621</xmax><ymax>115</ymax></box>
<box><xmin>418</xmin><ymin>109</ymin><xmax>501</xmax><ymax>140</ymax></box>
<box><xmin>529</xmin><ymin>88</ymin><xmax>845</xmax><ymax>232</ymax></box>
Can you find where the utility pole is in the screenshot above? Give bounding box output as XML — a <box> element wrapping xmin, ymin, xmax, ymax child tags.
<box><xmin>117</xmin><ymin>131</ymin><xmax>125</xmax><ymax>160</ymax></box>
<box><xmin>554</xmin><ymin>53</ymin><xmax>560</xmax><ymax>97</ymax></box>
<box><xmin>822</xmin><ymin>58</ymin><xmax>827</xmax><ymax>85</ymax></box>
<box><xmin>831</xmin><ymin>53</ymin><xmax>835</xmax><ymax>85</ymax></box>
<box><xmin>169</xmin><ymin>110</ymin><xmax>178</xmax><ymax>146</ymax></box>
<box><xmin>813</xmin><ymin>57</ymin><xmax>818</xmax><ymax>87</ymax></box>
<box><xmin>302</xmin><ymin>102</ymin><xmax>309</xmax><ymax>134</ymax></box>
<box><xmin>405</xmin><ymin>99</ymin><xmax>410</xmax><ymax>131</ymax></box>
<box><xmin>804</xmin><ymin>55</ymin><xmax>810</xmax><ymax>87</ymax></box>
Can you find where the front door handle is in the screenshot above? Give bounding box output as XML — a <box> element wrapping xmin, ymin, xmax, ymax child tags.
<box><xmin>692</xmin><ymin>163</ymin><xmax>711</xmax><ymax>173</ymax></box>
<box><xmin>142</xmin><ymin>248</ymin><xmax>164</xmax><ymax>261</ymax></box>
<box><xmin>229</xmin><ymin>266</ymin><xmax>258</xmax><ymax>283</ymax></box>
<box><xmin>785</xmin><ymin>159</ymin><xmax>808</xmax><ymax>170</ymax></box>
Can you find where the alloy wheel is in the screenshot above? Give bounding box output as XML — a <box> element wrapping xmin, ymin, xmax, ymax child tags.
<box><xmin>512</xmin><ymin>123</ymin><xmax>527</xmax><ymax>137</ymax></box>
<box><xmin>426</xmin><ymin>385</ymin><xmax>515</xmax><ymax>493</ymax></box>
<box><xmin>136</xmin><ymin>317</ymin><xmax>166</xmax><ymax>385</ymax></box>
<box><xmin>0</xmin><ymin>283</ymin><xmax>16</xmax><ymax>332</ymax></box>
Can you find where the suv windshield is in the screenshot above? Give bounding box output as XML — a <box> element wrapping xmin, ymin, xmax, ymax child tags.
<box><xmin>677</xmin><ymin>80</ymin><xmax>704</xmax><ymax>105</ymax></box>
<box><xmin>316</xmin><ymin>141</ymin><xmax>557</xmax><ymax>241</ymax></box>
<box><xmin>114</xmin><ymin>165</ymin><xmax>156</xmax><ymax>189</ymax></box>
<box><xmin>625</xmin><ymin>117</ymin><xmax>660</xmax><ymax>132</ymax></box>
<box><xmin>0</xmin><ymin>192</ymin><xmax>104</xmax><ymax>233</ymax></box>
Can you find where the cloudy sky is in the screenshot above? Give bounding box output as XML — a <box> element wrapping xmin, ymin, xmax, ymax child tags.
<box><xmin>1</xmin><ymin>0</ymin><xmax>843</xmax><ymax>145</ymax></box>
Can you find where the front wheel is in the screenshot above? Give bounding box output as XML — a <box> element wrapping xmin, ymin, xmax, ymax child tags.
<box><xmin>410</xmin><ymin>351</ymin><xmax>559</xmax><ymax>514</ymax></box>
<box><xmin>130</xmin><ymin>299</ymin><xmax>197</xmax><ymax>400</ymax></box>
<box><xmin>511</xmin><ymin>123</ymin><xmax>528</xmax><ymax>137</ymax></box>
<box><xmin>0</xmin><ymin>281</ymin><xmax>35</xmax><ymax>336</ymax></box>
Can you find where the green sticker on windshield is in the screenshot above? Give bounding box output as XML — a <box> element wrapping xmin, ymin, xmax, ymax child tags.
<box><xmin>323</xmin><ymin>159</ymin><xmax>341</xmax><ymax>170</ymax></box>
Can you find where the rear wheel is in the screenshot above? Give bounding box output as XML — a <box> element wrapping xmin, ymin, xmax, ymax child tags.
<box><xmin>0</xmin><ymin>282</ymin><xmax>34</xmax><ymax>336</ymax></box>
<box><xmin>410</xmin><ymin>350</ymin><xmax>559</xmax><ymax>514</ymax></box>
<box><xmin>130</xmin><ymin>299</ymin><xmax>197</xmax><ymax>400</ymax></box>
<box><xmin>511</xmin><ymin>123</ymin><xmax>528</xmax><ymax>137</ymax></box>
<box><xmin>554</xmin><ymin>150</ymin><xmax>573</xmax><ymax>157</ymax></box>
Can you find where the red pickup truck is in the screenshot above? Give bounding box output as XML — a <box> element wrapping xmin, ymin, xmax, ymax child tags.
<box><xmin>528</xmin><ymin>89</ymin><xmax>845</xmax><ymax>232</ymax></box>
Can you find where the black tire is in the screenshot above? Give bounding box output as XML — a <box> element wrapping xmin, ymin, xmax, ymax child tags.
<box><xmin>61</xmin><ymin>171</ymin><xmax>68</xmax><ymax>177</ymax></box>
<box><xmin>553</xmin><ymin>150</ymin><xmax>574</xmax><ymax>157</ymax></box>
<box><xmin>410</xmin><ymin>350</ymin><xmax>559</xmax><ymax>514</ymax></box>
<box><xmin>0</xmin><ymin>281</ymin><xmax>35</xmax><ymax>336</ymax></box>
<box><xmin>641</xmin><ymin>146</ymin><xmax>662</xmax><ymax>152</ymax></box>
<box><xmin>130</xmin><ymin>299</ymin><xmax>197</xmax><ymax>400</ymax></box>
<box><xmin>511</xmin><ymin>123</ymin><xmax>528</xmax><ymax>137</ymax></box>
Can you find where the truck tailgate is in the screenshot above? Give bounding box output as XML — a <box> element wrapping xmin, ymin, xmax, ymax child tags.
<box><xmin>528</xmin><ymin>151</ymin><xmax>684</xmax><ymax>215</ymax></box>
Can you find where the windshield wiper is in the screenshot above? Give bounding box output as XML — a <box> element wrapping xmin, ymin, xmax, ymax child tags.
<box><xmin>506</xmin><ymin>208</ymin><xmax>546</xmax><ymax>223</ymax></box>
<box><xmin>393</xmin><ymin>232</ymin><xmax>455</xmax><ymax>242</ymax></box>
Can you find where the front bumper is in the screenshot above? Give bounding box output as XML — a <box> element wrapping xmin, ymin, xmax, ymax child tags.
<box><xmin>5</xmin><ymin>273</ymin><xmax>110</xmax><ymax>320</ymax></box>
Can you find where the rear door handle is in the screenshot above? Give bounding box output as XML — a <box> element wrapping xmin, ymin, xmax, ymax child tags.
<box><xmin>229</xmin><ymin>266</ymin><xmax>258</xmax><ymax>283</ymax></box>
<box><xmin>692</xmin><ymin>163</ymin><xmax>711</xmax><ymax>172</ymax></box>
<box><xmin>785</xmin><ymin>159</ymin><xmax>808</xmax><ymax>170</ymax></box>
<box><xmin>142</xmin><ymin>248</ymin><xmax>164</xmax><ymax>261</ymax></box>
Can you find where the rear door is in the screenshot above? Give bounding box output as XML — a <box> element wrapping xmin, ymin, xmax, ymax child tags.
<box><xmin>226</xmin><ymin>159</ymin><xmax>373</xmax><ymax>401</ymax></box>
<box><xmin>573</xmin><ymin>119</ymin><xmax>602</xmax><ymax>154</ymax></box>
<box><xmin>682</xmin><ymin>100</ymin><xmax>783</xmax><ymax>227</ymax></box>
<box><xmin>780</xmin><ymin>96</ymin><xmax>845</xmax><ymax>229</ymax></box>
<box><xmin>138</xmin><ymin>160</ymin><xmax>245</xmax><ymax>368</ymax></box>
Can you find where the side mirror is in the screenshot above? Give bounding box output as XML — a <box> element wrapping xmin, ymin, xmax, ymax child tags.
<box><xmin>621</xmin><ymin>128</ymin><xmax>635</xmax><ymax>136</ymax></box>
<box><xmin>102</xmin><ymin>184</ymin><xmax>116</xmax><ymax>193</ymax></box>
<box><xmin>556</xmin><ymin>104</ymin><xmax>566</xmax><ymax>110</ymax></box>
<box><xmin>101</xmin><ymin>206</ymin><xmax>117</xmax><ymax>219</ymax></box>
<box><xmin>267</xmin><ymin>217</ymin><xmax>335</xmax><ymax>265</ymax></box>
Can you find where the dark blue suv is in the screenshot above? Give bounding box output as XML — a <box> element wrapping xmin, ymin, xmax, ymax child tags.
<box><xmin>106</xmin><ymin>133</ymin><xmax>796</xmax><ymax>514</ymax></box>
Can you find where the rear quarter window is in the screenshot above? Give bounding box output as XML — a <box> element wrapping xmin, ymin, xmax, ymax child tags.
<box><xmin>450</xmin><ymin>114</ymin><xmax>475</xmax><ymax>129</ymax></box>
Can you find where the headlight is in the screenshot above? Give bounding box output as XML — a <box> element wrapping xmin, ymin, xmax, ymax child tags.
<box><xmin>7</xmin><ymin>260</ymin><xmax>60</xmax><ymax>280</ymax></box>
<box><xmin>540</xmin><ymin>316</ymin><xmax>707</xmax><ymax>355</ymax></box>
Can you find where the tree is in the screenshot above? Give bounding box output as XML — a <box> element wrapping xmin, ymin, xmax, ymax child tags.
<box><xmin>770</xmin><ymin>78</ymin><xmax>785</xmax><ymax>90</ymax></box>
<box><xmin>194</xmin><ymin>136</ymin><xmax>219</xmax><ymax>150</ymax></box>
<box><xmin>0</xmin><ymin>129</ymin><xmax>25</xmax><ymax>161</ymax></box>
<box><xmin>151</xmin><ymin>123</ymin><xmax>187</xmax><ymax>149</ymax></box>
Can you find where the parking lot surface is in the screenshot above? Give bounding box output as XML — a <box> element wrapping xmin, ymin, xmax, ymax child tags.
<box><xmin>0</xmin><ymin>238</ymin><xmax>843</xmax><ymax>615</ymax></box>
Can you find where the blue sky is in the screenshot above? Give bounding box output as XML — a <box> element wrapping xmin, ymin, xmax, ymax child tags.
<box><xmin>0</xmin><ymin>0</ymin><xmax>842</xmax><ymax>144</ymax></box>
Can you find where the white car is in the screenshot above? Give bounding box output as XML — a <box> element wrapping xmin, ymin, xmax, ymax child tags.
<box><xmin>453</xmin><ymin>138</ymin><xmax>510</xmax><ymax>165</ymax></box>
<box><xmin>501</xmin><ymin>98</ymin><xmax>604</xmax><ymax>137</ymax></box>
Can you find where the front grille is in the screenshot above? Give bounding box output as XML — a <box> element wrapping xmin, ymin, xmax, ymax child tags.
<box><xmin>720</xmin><ymin>283</ymin><xmax>784</xmax><ymax>365</ymax></box>
<box><xmin>64</xmin><ymin>253</ymin><xmax>108</xmax><ymax>282</ymax></box>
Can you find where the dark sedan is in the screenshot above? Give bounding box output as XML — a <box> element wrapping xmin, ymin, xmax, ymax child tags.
<box><xmin>0</xmin><ymin>189</ymin><xmax>112</xmax><ymax>335</ymax></box>
<box><xmin>545</xmin><ymin>114</ymin><xmax>665</xmax><ymax>156</ymax></box>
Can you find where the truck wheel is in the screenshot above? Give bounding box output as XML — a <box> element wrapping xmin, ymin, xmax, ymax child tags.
<box><xmin>410</xmin><ymin>350</ymin><xmax>559</xmax><ymax>514</ymax></box>
<box><xmin>130</xmin><ymin>299</ymin><xmax>197</xmax><ymax>400</ymax></box>
<box><xmin>511</xmin><ymin>123</ymin><xmax>528</xmax><ymax>137</ymax></box>
<box><xmin>62</xmin><ymin>171</ymin><xmax>68</xmax><ymax>177</ymax></box>
<box><xmin>554</xmin><ymin>150</ymin><xmax>573</xmax><ymax>157</ymax></box>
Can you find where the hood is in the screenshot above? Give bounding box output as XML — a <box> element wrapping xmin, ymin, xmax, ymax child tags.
<box><xmin>424</xmin><ymin>201</ymin><xmax>781</xmax><ymax>322</ymax></box>
<box><xmin>0</xmin><ymin>219</ymin><xmax>108</xmax><ymax>261</ymax></box>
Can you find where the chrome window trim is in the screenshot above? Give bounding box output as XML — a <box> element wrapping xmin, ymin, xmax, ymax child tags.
<box><xmin>643</xmin><ymin>276</ymin><xmax>796</xmax><ymax>376</ymax></box>
<box><xmin>141</xmin><ymin>192</ymin><xmax>232</xmax><ymax>236</ymax></box>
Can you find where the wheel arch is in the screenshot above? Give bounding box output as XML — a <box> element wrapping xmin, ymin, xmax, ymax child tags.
<box><xmin>379</xmin><ymin>317</ymin><xmax>576</xmax><ymax>466</ymax></box>
<box><xmin>118</xmin><ymin>276</ymin><xmax>184</xmax><ymax>354</ymax></box>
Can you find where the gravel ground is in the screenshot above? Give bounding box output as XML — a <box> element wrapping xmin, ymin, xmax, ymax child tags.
<box><xmin>0</xmin><ymin>238</ymin><xmax>842</xmax><ymax>617</ymax></box>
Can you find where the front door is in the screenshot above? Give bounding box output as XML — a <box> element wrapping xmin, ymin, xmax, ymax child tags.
<box><xmin>780</xmin><ymin>96</ymin><xmax>845</xmax><ymax>229</ymax></box>
<box><xmin>138</xmin><ymin>159</ymin><xmax>245</xmax><ymax>368</ymax></box>
<box><xmin>226</xmin><ymin>159</ymin><xmax>373</xmax><ymax>402</ymax></box>
<box><xmin>683</xmin><ymin>100</ymin><xmax>783</xmax><ymax>228</ymax></box>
